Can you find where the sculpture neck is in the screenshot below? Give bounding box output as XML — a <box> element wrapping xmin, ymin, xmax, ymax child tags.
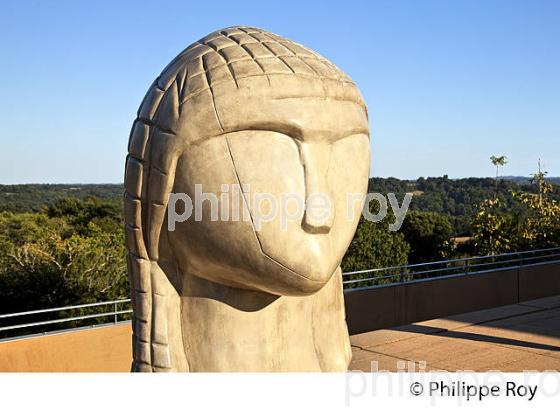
<box><xmin>178</xmin><ymin>269</ymin><xmax>351</xmax><ymax>372</ymax></box>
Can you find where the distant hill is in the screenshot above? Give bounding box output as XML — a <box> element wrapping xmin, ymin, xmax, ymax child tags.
<box><xmin>501</xmin><ymin>176</ymin><xmax>560</xmax><ymax>186</ymax></box>
<box><xmin>0</xmin><ymin>184</ymin><xmax>122</xmax><ymax>213</ymax></box>
<box><xmin>368</xmin><ymin>176</ymin><xmax>560</xmax><ymax>236</ymax></box>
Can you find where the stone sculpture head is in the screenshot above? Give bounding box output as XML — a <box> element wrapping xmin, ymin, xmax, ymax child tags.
<box><xmin>124</xmin><ymin>26</ymin><xmax>370</xmax><ymax>371</ymax></box>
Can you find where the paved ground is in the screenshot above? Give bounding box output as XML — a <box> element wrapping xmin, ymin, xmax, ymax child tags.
<box><xmin>349</xmin><ymin>295</ymin><xmax>560</xmax><ymax>372</ymax></box>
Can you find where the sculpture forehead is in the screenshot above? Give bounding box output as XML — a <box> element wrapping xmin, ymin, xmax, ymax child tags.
<box><xmin>213</xmin><ymin>95</ymin><xmax>369</xmax><ymax>143</ymax></box>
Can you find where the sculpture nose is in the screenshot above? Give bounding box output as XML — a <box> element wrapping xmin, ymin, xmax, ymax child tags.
<box><xmin>300</xmin><ymin>142</ymin><xmax>335</xmax><ymax>234</ymax></box>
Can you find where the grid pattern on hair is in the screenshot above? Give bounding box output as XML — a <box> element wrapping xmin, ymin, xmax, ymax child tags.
<box><xmin>156</xmin><ymin>26</ymin><xmax>356</xmax><ymax>106</ymax></box>
<box><xmin>125</xmin><ymin>78</ymin><xmax>180</xmax><ymax>371</ymax></box>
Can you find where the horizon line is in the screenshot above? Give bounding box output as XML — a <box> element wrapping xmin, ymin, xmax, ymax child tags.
<box><xmin>1</xmin><ymin>175</ymin><xmax>559</xmax><ymax>186</ymax></box>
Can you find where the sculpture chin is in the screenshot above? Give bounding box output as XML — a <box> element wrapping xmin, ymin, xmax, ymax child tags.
<box><xmin>265</xmin><ymin>245</ymin><xmax>341</xmax><ymax>294</ymax></box>
<box><xmin>221</xmin><ymin>265</ymin><xmax>335</xmax><ymax>296</ymax></box>
<box><xmin>254</xmin><ymin>252</ymin><xmax>340</xmax><ymax>296</ymax></box>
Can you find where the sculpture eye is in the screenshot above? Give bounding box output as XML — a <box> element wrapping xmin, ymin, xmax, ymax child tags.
<box><xmin>335</xmin><ymin>132</ymin><xmax>370</xmax><ymax>143</ymax></box>
<box><xmin>225</xmin><ymin>131</ymin><xmax>302</xmax><ymax>178</ymax></box>
<box><xmin>221</xmin><ymin>126</ymin><xmax>307</xmax><ymax>146</ymax></box>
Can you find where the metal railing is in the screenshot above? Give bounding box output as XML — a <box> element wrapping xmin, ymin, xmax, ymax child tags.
<box><xmin>2</xmin><ymin>247</ymin><xmax>560</xmax><ymax>341</ymax></box>
<box><xmin>343</xmin><ymin>247</ymin><xmax>560</xmax><ymax>290</ymax></box>
<box><xmin>0</xmin><ymin>299</ymin><xmax>132</xmax><ymax>341</ymax></box>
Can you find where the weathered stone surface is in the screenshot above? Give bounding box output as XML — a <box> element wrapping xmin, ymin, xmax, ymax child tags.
<box><xmin>124</xmin><ymin>26</ymin><xmax>370</xmax><ymax>372</ymax></box>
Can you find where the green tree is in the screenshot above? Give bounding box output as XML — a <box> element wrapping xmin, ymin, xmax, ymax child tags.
<box><xmin>47</xmin><ymin>197</ymin><xmax>122</xmax><ymax>235</ymax></box>
<box><xmin>512</xmin><ymin>163</ymin><xmax>560</xmax><ymax>249</ymax></box>
<box><xmin>472</xmin><ymin>161</ymin><xmax>560</xmax><ymax>254</ymax></box>
<box><xmin>400</xmin><ymin>211</ymin><xmax>454</xmax><ymax>263</ymax></box>
<box><xmin>342</xmin><ymin>201</ymin><xmax>410</xmax><ymax>287</ymax></box>
<box><xmin>0</xmin><ymin>199</ymin><xmax>128</xmax><ymax>316</ymax></box>
<box><xmin>490</xmin><ymin>155</ymin><xmax>508</xmax><ymax>197</ymax></box>
<box><xmin>472</xmin><ymin>198</ymin><xmax>515</xmax><ymax>255</ymax></box>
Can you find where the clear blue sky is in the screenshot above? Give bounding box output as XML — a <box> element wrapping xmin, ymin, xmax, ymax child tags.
<box><xmin>1</xmin><ymin>0</ymin><xmax>559</xmax><ymax>183</ymax></box>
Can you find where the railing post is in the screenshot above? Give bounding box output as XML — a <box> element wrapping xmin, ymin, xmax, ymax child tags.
<box><xmin>114</xmin><ymin>302</ymin><xmax>118</xmax><ymax>324</ymax></box>
<box><xmin>517</xmin><ymin>251</ymin><xmax>522</xmax><ymax>303</ymax></box>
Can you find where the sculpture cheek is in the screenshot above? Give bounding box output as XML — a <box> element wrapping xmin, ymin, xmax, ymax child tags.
<box><xmin>328</xmin><ymin>134</ymin><xmax>371</xmax><ymax>256</ymax></box>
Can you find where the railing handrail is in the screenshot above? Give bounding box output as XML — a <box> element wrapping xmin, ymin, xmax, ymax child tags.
<box><xmin>342</xmin><ymin>248</ymin><xmax>560</xmax><ymax>288</ymax></box>
<box><xmin>0</xmin><ymin>298</ymin><xmax>131</xmax><ymax>319</ymax></box>
<box><xmin>342</xmin><ymin>247</ymin><xmax>560</xmax><ymax>276</ymax></box>
<box><xmin>0</xmin><ymin>299</ymin><xmax>133</xmax><ymax>339</ymax></box>
<box><xmin>0</xmin><ymin>310</ymin><xmax>132</xmax><ymax>333</ymax></box>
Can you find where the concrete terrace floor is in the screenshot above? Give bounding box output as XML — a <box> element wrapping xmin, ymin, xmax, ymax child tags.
<box><xmin>349</xmin><ymin>295</ymin><xmax>560</xmax><ymax>372</ymax></box>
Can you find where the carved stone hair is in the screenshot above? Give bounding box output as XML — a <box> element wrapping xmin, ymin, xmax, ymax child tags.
<box><xmin>124</xmin><ymin>26</ymin><xmax>361</xmax><ymax>371</ymax></box>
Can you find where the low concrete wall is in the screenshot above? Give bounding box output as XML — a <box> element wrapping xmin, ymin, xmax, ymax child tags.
<box><xmin>0</xmin><ymin>323</ymin><xmax>132</xmax><ymax>372</ymax></box>
<box><xmin>345</xmin><ymin>262</ymin><xmax>560</xmax><ymax>335</ymax></box>
<box><xmin>519</xmin><ymin>262</ymin><xmax>560</xmax><ymax>301</ymax></box>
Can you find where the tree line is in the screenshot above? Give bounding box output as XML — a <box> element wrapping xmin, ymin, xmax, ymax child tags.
<box><xmin>0</xmin><ymin>172</ymin><xmax>559</xmax><ymax>318</ymax></box>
